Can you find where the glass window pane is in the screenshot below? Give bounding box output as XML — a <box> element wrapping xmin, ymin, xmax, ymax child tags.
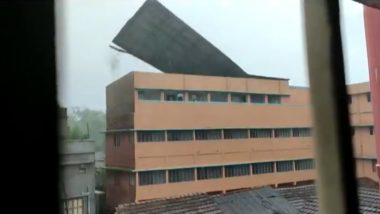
<box><xmin>274</xmin><ymin>128</ymin><xmax>291</xmax><ymax>138</ymax></box>
<box><xmin>268</xmin><ymin>95</ymin><xmax>281</xmax><ymax>104</ymax></box>
<box><xmin>164</xmin><ymin>91</ymin><xmax>185</xmax><ymax>101</ymax></box>
<box><xmin>197</xmin><ymin>167</ymin><xmax>222</xmax><ymax>180</ymax></box>
<box><xmin>231</xmin><ymin>93</ymin><xmax>247</xmax><ymax>103</ymax></box>
<box><xmin>225</xmin><ymin>164</ymin><xmax>250</xmax><ymax>177</ymax></box>
<box><xmin>188</xmin><ymin>91</ymin><xmax>208</xmax><ymax>102</ymax></box>
<box><xmin>250</xmin><ymin>129</ymin><xmax>272</xmax><ymax>138</ymax></box>
<box><xmin>251</xmin><ymin>94</ymin><xmax>265</xmax><ymax>103</ymax></box>
<box><xmin>137</xmin><ymin>131</ymin><xmax>165</xmax><ymax>143</ymax></box>
<box><xmin>276</xmin><ymin>161</ymin><xmax>294</xmax><ymax>172</ymax></box>
<box><xmin>224</xmin><ymin>129</ymin><xmax>248</xmax><ymax>139</ymax></box>
<box><xmin>138</xmin><ymin>89</ymin><xmax>161</xmax><ymax>101</ymax></box>
<box><xmin>195</xmin><ymin>130</ymin><xmax>222</xmax><ymax>140</ymax></box>
<box><xmin>169</xmin><ymin>169</ymin><xmax>195</xmax><ymax>183</ymax></box>
<box><xmin>167</xmin><ymin>130</ymin><xmax>193</xmax><ymax>141</ymax></box>
<box><xmin>139</xmin><ymin>170</ymin><xmax>166</xmax><ymax>185</ymax></box>
<box><xmin>252</xmin><ymin>162</ymin><xmax>274</xmax><ymax>174</ymax></box>
<box><xmin>210</xmin><ymin>92</ymin><xmax>228</xmax><ymax>102</ymax></box>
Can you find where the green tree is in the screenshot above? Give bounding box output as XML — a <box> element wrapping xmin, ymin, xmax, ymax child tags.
<box><xmin>68</xmin><ymin>107</ymin><xmax>106</xmax><ymax>151</ymax></box>
<box><xmin>70</xmin><ymin>125</ymin><xmax>86</xmax><ymax>139</ymax></box>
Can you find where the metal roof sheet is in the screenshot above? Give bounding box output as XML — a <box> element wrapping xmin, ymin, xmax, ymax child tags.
<box><xmin>112</xmin><ymin>0</ymin><xmax>287</xmax><ymax>80</ymax></box>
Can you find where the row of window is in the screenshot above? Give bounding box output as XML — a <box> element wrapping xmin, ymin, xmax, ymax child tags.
<box><xmin>138</xmin><ymin>159</ymin><xmax>315</xmax><ymax>185</ymax></box>
<box><xmin>348</xmin><ymin>92</ymin><xmax>371</xmax><ymax>104</ymax></box>
<box><xmin>113</xmin><ymin>126</ymin><xmax>373</xmax><ymax>145</ymax></box>
<box><xmin>137</xmin><ymin>128</ymin><xmax>312</xmax><ymax>143</ymax></box>
<box><xmin>138</xmin><ymin>89</ymin><xmax>284</xmax><ymax>104</ymax></box>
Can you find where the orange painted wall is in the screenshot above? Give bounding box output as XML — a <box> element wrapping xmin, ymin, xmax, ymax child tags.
<box><xmin>105</xmin><ymin>72</ymin><xmax>376</xmax><ymax>205</ymax></box>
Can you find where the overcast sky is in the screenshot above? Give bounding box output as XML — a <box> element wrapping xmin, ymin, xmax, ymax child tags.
<box><xmin>57</xmin><ymin>0</ymin><xmax>369</xmax><ymax>111</ymax></box>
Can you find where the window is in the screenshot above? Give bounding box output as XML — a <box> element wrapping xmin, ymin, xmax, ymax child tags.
<box><xmin>250</xmin><ymin>94</ymin><xmax>265</xmax><ymax>103</ymax></box>
<box><xmin>210</xmin><ymin>92</ymin><xmax>228</xmax><ymax>102</ymax></box>
<box><xmin>137</xmin><ymin>131</ymin><xmax>165</xmax><ymax>143</ymax></box>
<box><xmin>370</xmin><ymin>126</ymin><xmax>374</xmax><ymax>135</ymax></box>
<box><xmin>167</xmin><ymin>130</ymin><xmax>193</xmax><ymax>141</ymax></box>
<box><xmin>223</xmin><ymin>129</ymin><xmax>248</xmax><ymax>139</ymax></box>
<box><xmin>274</xmin><ymin>128</ymin><xmax>291</xmax><ymax>138</ymax></box>
<box><xmin>250</xmin><ymin>129</ymin><xmax>272</xmax><ymax>138</ymax></box>
<box><xmin>268</xmin><ymin>95</ymin><xmax>281</xmax><ymax>104</ymax></box>
<box><xmin>225</xmin><ymin>164</ymin><xmax>250</xmax><ymax>177</ymax></box>
<box><xmin>276</xmin><ymin>161</ymin><xmax>294</xmax><ymax>172</ymax></box>
<box><xmin>295</xmin><ymin>159</ymin><xmax>315</xmax><ymax>170</ymax></box>
<box><xmin>138</xmin><ymin>89</ymin><xmax>161</xmax><ymax>101</ymax></box>
<box><xmin>168</xmin><ymin>168</ymin><xmax>195</xmax><ymax>183</ymax></box>
<box><xmin>63</xmin><ymin>198</ymin><xmax>84</xmax><ymax>214</ymax></box>
<box><xmin>367</xmin><ymin>92</ymin><xmax>371</xmax><ymax>102</ymax></box>
<box><xmin>231</xmin><ymin>93</ymin><xmax>247</xmax><ymax>103</ymax></box>
<box><xmin>139</xmin><ymin>170</ymin><xmax>166</xmax><ymax>185</ymax></box>
<box><xmin>348</xmin><ymin>95</ymin><xmax>352</xmax><ymax>104</ymax></box>
<box><xmin>197</xmin><ymin>166</ymin><xmax>222</xmax><ymax>180</ymax></box>
<box><xmin>293</xmin><ymin>128</ymin><xmax>312</xmax><ymax>137</ymax></box>
<box><xmin>252</xmin><ymin>162</ymin><xmax>274</xmax><ymax>174</ymax></box>
<box><xmin>164</xmin><ymin>91</ymin><xmax>185</xmax><ymax>101</ymax></box>
<box><xmin>113</xmin><ymin>134</ymin><xmax>121</xmax><ymax>147</ymax></box>
<box><xmin>79</xmin><ymin>164</ymin><xmax>86</xmax><ymax>174</ymax></box>
<box><xmin>188</xmin><ymin>91</ymin><xmax>208</xmax><ymax>102</ymax></box>
<box><xmin>195</xmin><ymin>129</ymin><xmax>222</xmax><ymax>140</ymax></box>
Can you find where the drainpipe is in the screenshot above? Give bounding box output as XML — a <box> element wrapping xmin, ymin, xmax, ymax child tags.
<box><xmin>363</xmin><ymin>6</ymin><xmax>380</xmax><ymax>186</ymax></box>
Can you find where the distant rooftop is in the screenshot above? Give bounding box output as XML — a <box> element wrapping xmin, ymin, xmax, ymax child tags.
<box><xmin>115</xmin><ymin>181</ymin><xmax>380</xmax><ymax>214</ymax></box>
<box><xmin>112</xmin><ymin>0</ymin><xmax>287</xmax><ymax>80</ymax></box>
<box><xmin>278</xmin><ymin>184</ymin><xmax>380</xmax><ymax>214</ymax></box>
<box><xmin>115</xmin><ymin>187</ymin><xmax>297</xmax><ymax>214</ymax></box>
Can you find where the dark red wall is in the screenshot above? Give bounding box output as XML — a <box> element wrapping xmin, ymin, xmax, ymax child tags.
<box><xmin>364</xmin><ymin>6</ymin><xmax>380</xmax><ymax>179</ymax></box>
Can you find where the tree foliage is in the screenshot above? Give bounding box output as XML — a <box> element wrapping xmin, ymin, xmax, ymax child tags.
<box><xmin>67</xmin><ymin>107</ymin><xmax>106</xmax><ymax>151</ymax></box>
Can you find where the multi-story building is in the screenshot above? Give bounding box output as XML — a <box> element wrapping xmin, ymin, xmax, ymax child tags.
<box><xmin>104</xmin><ymin>71</ymin><xmax>376</xmax><ymax>207</ymax></box>
<box><xmin>349</xmin><ymin>82</ymin><xmax>377</xmax><ymax>181</ymax></box>
<box><xmin>60</xmin><ymin>107</ymin><xmax>97</xmax><ymax>214</ymax></box>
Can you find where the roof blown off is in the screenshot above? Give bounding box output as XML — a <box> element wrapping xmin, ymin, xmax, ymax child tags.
<box><xmin>112</xmin><ymin>0</ymin><xmax>286</xmax><ymax>80</ymax></box>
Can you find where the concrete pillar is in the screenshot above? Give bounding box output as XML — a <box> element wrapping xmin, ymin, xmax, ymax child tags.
<box><xmin>166</xmin><ymin>170</ymin><xmax>169</xmax><ymax>184</ymax></box>
<box><xmin>160</xmin><ymin>90</ymin><xmax>164</xmax><ymax>101</ymax></box>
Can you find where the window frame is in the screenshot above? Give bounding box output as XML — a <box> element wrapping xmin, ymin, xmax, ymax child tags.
<box><xmin>167</xmin><ymin>130</ymin><xmax>194</xmax><ymax>142</ymax></box>
<box><xmin>209</xmin><ymin>92</ymin><xmax>228</xmax><ymax>102</ymax></box>
<box><xmin>250</xmin><ymin>94</ymin><xmax>266</xmax><ymax>104</ymax></box>
<box><xmin>267</xmin><ymin>95</ymin><xmax>282</xmax><ymax>104</ymax></box>
<box><xmin>196</xmin><ymin>166</ymin><xmax>223</xmax><ymax>180</ymax></box>
<box><xmin>230</xmin><ymin>92</ymin><xmax>247</xmax><ymax>103</ymax></box>
<box><xmin>137</xmin><ymin>131</ymin><xmax>166</xmax><ymax>143</ymax></box>
<box><xmin>276</xmin><ymin>160</ymin><xmax>294</xmax><ymax>172</ymax></box>
<box><xmin>252</xmin><ymin>162</ymin><xmax>274</xmax><ymax>174</ymax></box>
<box><xmin>188</xmin><ymin>91</ymin><xmax>208</xmax><ymax>102</ymax></box>
<box><xmin>164</xmin><ymin>90</ymin><xmax>185</xmax><ymax>102</ymax></box>
<box><xmin>138</xmin><ymin>170</ymin><xmax>166</xmax><ymax>186</ymax></box>
<box><xmin>137</xmin><ymin>89</ymin><xmax>161</xmax><ymax>101</ymax></box>
<box><xmin>195</xmin><ymin>129</ymin><xmax>222</xmax><ymax>141</ymax></box>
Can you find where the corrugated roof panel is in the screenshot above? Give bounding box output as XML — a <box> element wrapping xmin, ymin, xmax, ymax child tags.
<box><xmin>112</xmin><ymin>0</ymin><xmax>286</xmax><ymax>80</ymax></box>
